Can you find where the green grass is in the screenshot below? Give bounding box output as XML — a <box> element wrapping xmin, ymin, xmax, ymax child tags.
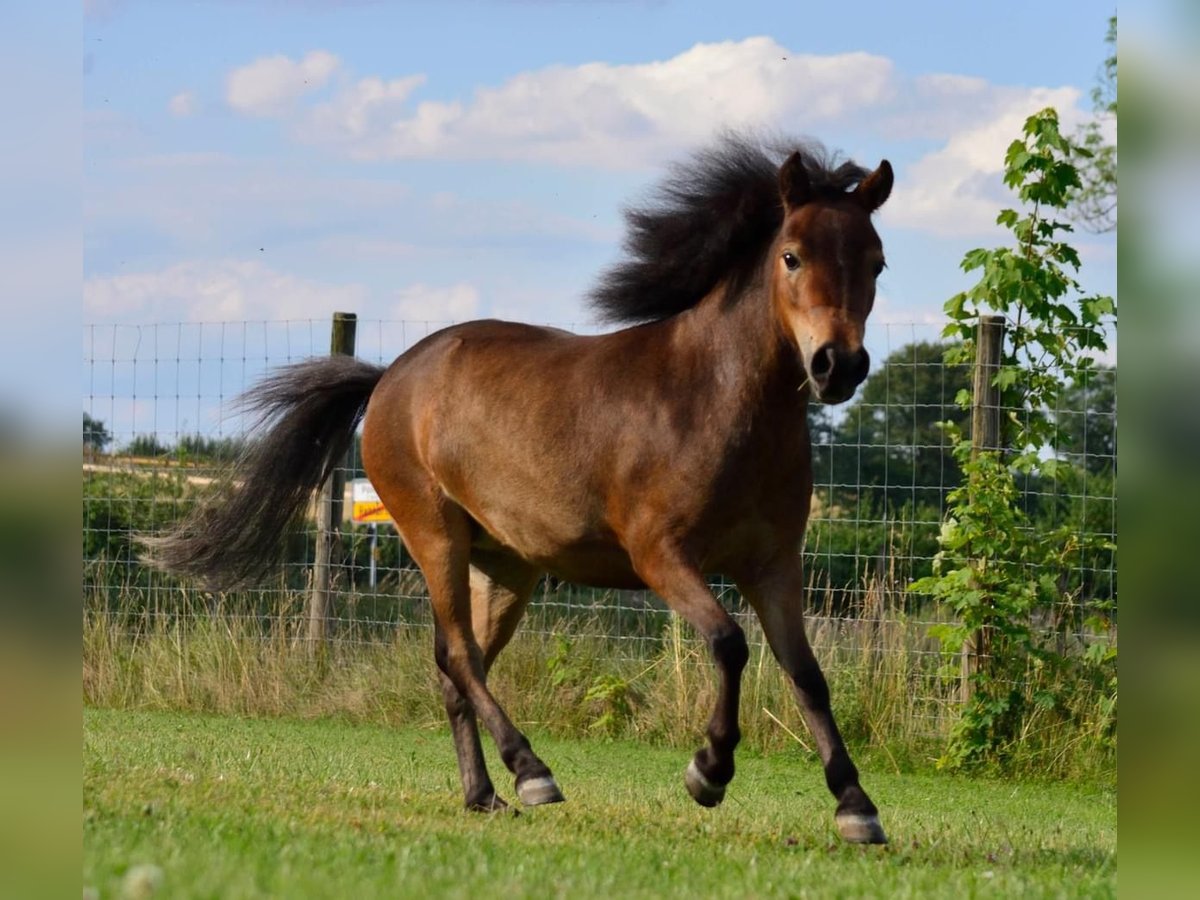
<box><xmin>82</xmin><ymin>598</ymin><xmax>1117</xmax><ymax>782</ymax></box>
<box><xmin>84</xmin><ymin>707</ymin><xmax>1115</xmax><ymax>899</ymax></box>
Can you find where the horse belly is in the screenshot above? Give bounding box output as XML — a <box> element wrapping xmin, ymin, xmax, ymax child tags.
<box><xmin>460</xmin><ymin>484</ymin><xmax>644</xmax><ymax>587</ymax></box>
<box><xmin>536</xmin><ymin>542</ymin><xmax>645</xmax><ymax>590</ymax></box>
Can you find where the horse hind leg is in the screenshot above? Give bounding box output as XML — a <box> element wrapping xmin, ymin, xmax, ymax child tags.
<box><xmin>434</xmin><ymin>628</ymin><xmax>504</xmax><ymax>812</ymax></box>
<box><xmin>435</xmin><ymin>550</ymin><xmax>551</xmax><ymax>812</ymax></box>
<box><xmin>404</xmin><ymin>499</ymin><xmax>562</xmax><ymax>810</ymax></box>
<box><xmin>471</xmin><ymin>550</ymin><xmax>562</xmax><ymax>806</ymax></box>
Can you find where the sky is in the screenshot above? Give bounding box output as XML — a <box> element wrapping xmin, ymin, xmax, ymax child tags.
<box><xmin>74</xmin><ymin>0</ymin><xmax>1119</xmax><ymax>441</ymax></box>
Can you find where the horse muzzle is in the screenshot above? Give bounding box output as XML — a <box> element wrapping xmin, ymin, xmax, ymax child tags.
<box><xmin>806</xmin><ymin>343</ymin><xmax>869</xmax><ymax>404</ymax></box>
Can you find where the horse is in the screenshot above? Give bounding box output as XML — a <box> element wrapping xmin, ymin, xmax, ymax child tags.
<box><xmin>149</xmin><ymin>133</ymin><xmax>894</xmax><ymax>844</ymax></box>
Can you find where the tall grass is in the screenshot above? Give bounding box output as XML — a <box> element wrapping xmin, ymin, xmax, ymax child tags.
<box><xmin>82</xmin><ymin>568</ymin><xmax>1114</xmax><ymax>782</ymax></box>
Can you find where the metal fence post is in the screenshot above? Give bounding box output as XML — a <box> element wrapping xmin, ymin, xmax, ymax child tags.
<box><xmin>308</xmin><ymin>311</ymin><xmax>357</xmax><ymax>647</ymax></box>
<box><xmin>962</xmin><ymin>314</ymin><xmax>1005</xmax><ymax>703</ymax></box>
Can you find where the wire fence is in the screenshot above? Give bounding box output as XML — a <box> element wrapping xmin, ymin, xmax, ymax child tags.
<box><xmin>82</xmin><ymin>317</ymin><xmax>1117</xmax><ymax>732</ymax></box>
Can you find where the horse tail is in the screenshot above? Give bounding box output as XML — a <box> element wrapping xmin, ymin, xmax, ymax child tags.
<box><xmin>143</xmin><ymin>355</ymin><xmax>387</xmax><ymax>589</ymax></box>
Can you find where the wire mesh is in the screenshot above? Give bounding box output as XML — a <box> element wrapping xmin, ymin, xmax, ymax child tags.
<box><xmin>83</xmin><ymin>318</ymin><xmax>1117</xmax><ymax>733</ymax></box>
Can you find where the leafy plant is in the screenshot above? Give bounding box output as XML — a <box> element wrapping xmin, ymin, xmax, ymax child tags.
<box><xmin>544</xmin><ymin>634</ymin><xmax>638</xmax><ymax>734</ymax></box>
<box><xmin>584</xmin><ymin>673</ymin><xmax>636</xmax><ymax>734</ymax></box>
<box><xmin>913</xmin><ymin>107</ymin><xmax>1117</xmax><ymax>771</ymax></box>
<box><xmin>546</xmin><ymin>634</ymin><xmax>581</xmax><ymax>687</ymax></box>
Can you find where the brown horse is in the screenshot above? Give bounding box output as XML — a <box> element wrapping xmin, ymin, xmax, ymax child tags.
<box><xmin>150</xmin><ymin>134</ymin><xmax>893</xmax><ymax>843</ymax></box>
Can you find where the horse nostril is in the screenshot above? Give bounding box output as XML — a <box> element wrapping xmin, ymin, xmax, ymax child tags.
<box><xmin>810</xmin><ymin>345</ymin><xmax>836</xmax><ymax>383</ymax></box>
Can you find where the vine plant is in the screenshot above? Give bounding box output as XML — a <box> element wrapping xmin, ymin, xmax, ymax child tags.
<box><xmin>912</xmin><ymin>109</ymin><xmax>1117</xmax><ymax>771</ymax></box>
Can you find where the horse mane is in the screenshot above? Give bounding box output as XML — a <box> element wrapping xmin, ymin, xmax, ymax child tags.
<box><xmin>589</xmin><ymin>132</ymin><xmax>871</xmax><ymax>325</ymax></box>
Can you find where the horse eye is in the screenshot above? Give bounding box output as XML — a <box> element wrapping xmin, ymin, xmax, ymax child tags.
<box><xmin>873</xmin><ymin>260</ymin><xmax>886</xmax><ymax>278</ymax></box>
<box><xmin>783</xmin><ymin>252</ymin><xmax>800</xmax><ymax>271</ymax></box>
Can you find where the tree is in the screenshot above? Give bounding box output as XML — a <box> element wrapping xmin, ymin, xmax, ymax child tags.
<box><xmin>83</xmin><ymin>412</ymin><xmax>111</xmax><ymax>454</ymax></box>
<box><xmin>123</xmin><ymin>433</ymin><xmax>171</xmax><ymax>458</ymax></box>
<box><xmin>175</xmin><ymin>432</ymin><xmax>247</xmax><ymax>463</ymax></box>
<box><xmin>1070</xmin><ymin>14</ymin><xmax>1117</xmax><ymax>232</ymax></box>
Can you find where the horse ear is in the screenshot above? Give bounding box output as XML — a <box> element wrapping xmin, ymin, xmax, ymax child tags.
<box><xmin>779</xmin><ymin>152</ymin><xmax>812</xmax><ymax>209</ymax></box>
<box><xmin>854</xmin><ymin>160</ymin><xmax>894</xmax><ymax>211</ymax></box>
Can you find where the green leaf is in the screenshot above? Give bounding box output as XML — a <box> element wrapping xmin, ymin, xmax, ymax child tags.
<box><xmin>994</xmin><ymin>367</ymin><xmax>1019</xmax><ymax>390</ymax></box>
<box><xmin>927</xmin><ymin>623</ymin><xmax>965</xmax><ymax>652</ymax></box>
<box><xmin>1033</xmin><ymin>691</ymin><xmax>1058</xmax><ymax>711</ymax></box>
<box><xmin>960</xmin><ymin>249</ymin><xmax>990</xmax><ymax>273</ymax></box>
<box><xmin>945</xmin><ymin>291</ymin><xmax>968</xmax><ymax>320</ymax></box>
<box><xmin>1083</xmin><ymin>296</ymin><xmax>1116</xmax><ymax>319</ymax></box>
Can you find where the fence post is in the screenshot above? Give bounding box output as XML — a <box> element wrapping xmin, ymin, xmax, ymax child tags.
<box><xmin>308</xmin><ymin>311</ymin><xmax>358</xmax><ymax>647</ymax></box>
<box><xmin>961</xmin><ymin>314</ymin><xmax>1005</xmax><ymax>703</ymax></box>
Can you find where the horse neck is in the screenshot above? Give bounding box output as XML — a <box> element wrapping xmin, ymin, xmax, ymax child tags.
<box><xmin>669</xmin><ymin>280</ymin><xmax>810</xmax><ymax>423</ymax></box>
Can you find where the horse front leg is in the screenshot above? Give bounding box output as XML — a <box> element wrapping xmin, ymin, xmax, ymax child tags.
<box><xmin>740</xmin><ymin>561</ymin><xmax>887</xmax><ymax>844</ymax></box>
<box><xmin>634</xmin><ymin>546</ymin><xmax>749</xmax><ymax>806</ymax></box>
<box><xmin>686</xmin><ymin>623</ymin><xmax>749</xmax><ymax>807</ymax></box>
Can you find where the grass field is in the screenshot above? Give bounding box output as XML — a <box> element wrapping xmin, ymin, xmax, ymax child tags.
<box><xmin>84</xmin><ymin>707</ymin><xmax>1115</xmax><ymax>898</ymax></box>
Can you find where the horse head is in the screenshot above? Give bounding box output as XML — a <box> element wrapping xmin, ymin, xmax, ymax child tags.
<box><xmin>771</xmin><ymin>155</ymin><xmax>893</xmax><ymax>403</ymax></box>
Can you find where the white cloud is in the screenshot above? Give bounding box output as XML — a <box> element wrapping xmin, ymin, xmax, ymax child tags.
<box><xmin>295</xmin><ymin>38</ymin><xmax>893</xmax><ymax>167</ymax></box>
<box><xmin>304</xmin><ymin>74</ymin><xmax>426</xmax><ymax>141</ymax></box>
<box><xmin>167</xmin><ymin>91</ymin><xmax>195</xmax><ymax>117</ymax></box>
<box><xmin>129</xmin><ymin>41</ymin><xmax>1103</xmax><ymax>269</ymax></box>
<box><xmin>226</xmin><ymin>50</ymin><xmax>340</xmax><ymax>117</ymax></box>
<box><xmin>84</xmin><ymin>259</ymin><xmax>368</xmax><ymax>322</ymax></box>
<box><xmin>218</xmin><ymin>38</ymin><xmax>1096</xmax><ymax>240</ymax></box>
<box><xmin>882</xmin><ymin>86</ymin><xmax>1084</xmax><ymax>236</ymax></box>
<box><xmin>391</xmin><ymin>283</ymin><xmax>480</xmax><ymax>323</ymax></box>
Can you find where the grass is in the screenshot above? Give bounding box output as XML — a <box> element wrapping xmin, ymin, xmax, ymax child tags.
<box><xmin>84</xmin><ymin>707</ymin><xmax>1116</xmax><ymax>899</ymax></box>
<box><xmin>83</xmin><ymin>588</ymin><xmax>1117</xmax><ymax>782</ymax></box>
<box><xmin>83</xmin><ymin>599</ymin><xmax>953</xmax><ymax>772</ymax></box>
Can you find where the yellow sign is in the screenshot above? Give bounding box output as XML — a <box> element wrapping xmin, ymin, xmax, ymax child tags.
<box><xmin>350</xmin><ymin>479</ymin><xmax>393</xmax><ymax>524</ymax></box>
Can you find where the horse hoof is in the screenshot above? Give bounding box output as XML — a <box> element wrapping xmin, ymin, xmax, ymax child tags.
<box><xmin>516</xmin><ymin>775</ymin><xmax>565</xmax><ymax>806</ymax></box>
<box><xmin>685</xmin><ymin>759</ymin><xmax>726</xmax><ymax>807</ymax></box>
<box><xmin>835</xmin><ymin>811</ymin><xmax>888</xmax><ymax>844</ymax></box>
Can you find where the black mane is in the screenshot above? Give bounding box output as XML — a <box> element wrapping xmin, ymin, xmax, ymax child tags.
<box><xmin>589</xmin><ymin>132</ymin><xmax>870</xmax><ymax>324</ymax></box>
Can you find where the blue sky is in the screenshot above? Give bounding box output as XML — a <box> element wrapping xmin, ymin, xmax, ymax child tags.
<box><xmin>77</xmin><ymin>0</ymin><xmax>1118</xmax><ymax>440</ymax></box>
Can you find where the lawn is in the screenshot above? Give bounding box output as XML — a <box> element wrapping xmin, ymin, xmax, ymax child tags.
<box><xmin>83</xmin><ymin>708</ymin><xmax>1115</xmax><ymax>898</ymax></box>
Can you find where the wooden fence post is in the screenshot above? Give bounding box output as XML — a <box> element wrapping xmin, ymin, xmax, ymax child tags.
<box><xmin>962</xmin><ymin>314</ymin><xmax>1005</xmax><ymax>703</ymax></box>
<box><xmin>308</xmin><ymin>311</ymin><xmax>358</xmax><ymax>647</ymax></box>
